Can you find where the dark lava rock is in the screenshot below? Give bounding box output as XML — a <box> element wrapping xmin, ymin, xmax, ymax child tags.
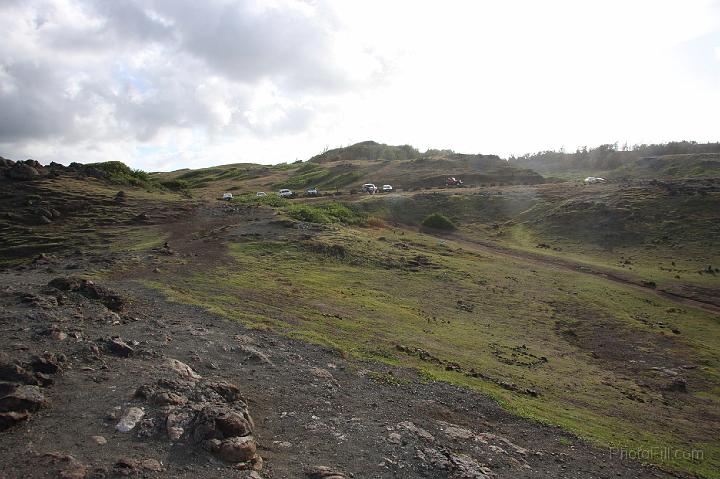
<box><xmin>8</xmin><ymin>163</ymin><xmax>40</xmax><ymax>181</ymax></box>
<box><xmin>192</xmin><ymin>406</ymin><xmax>253</xmax><ymax>442</ymax></box>
<box><xmin>78</xmin><ymin>280</ymin><xmax>126</xmax><ymax>312</ymax></box>
<box><xmin>0</xmin><ymin>384</ymin><xmax>49</xmax><ymax>412</ymax></box>
<box><xmin>0</xmin><ymin>411</ymin><xmax>30</xmax><ymax>431</ymax></box>
<box><xmin>305</xmin><ymin>466</ymin><xmax>349</xmax><ymax>478</ymax></box>
<box><xmin>30</xmin><ymin>353</ymin><xmax>63</xmax><ymax>374</ymax></box>
<box><xmin>48</xmin><ymin>277</ymin><xmax>84</xmax><ymax>291</ymax></box>
<box><xmin>216</xmin><ymin>436</ymin><xmax>256</xmax><ymax>463</ymax></box>
<box><xmin>48</xmin><ymin>277</ymin><xmax>126</xmax><ymax>312</ymax></box>
<box><xmin>0</xmin><ymin>360</ymin><xmax>39</xmax><ymax>385</ymax></box>
<box><xmin>152</xmin><ymin>391</ymin><xmax>187</xmax><ymax>406</ymax></box>
<box><xmin>206</xmin><ymin>380</ymin><xmax>244</xmax><ymax>403</ymax></box>
<box><xmin>108</xmin><ymin>338</ymin><xmax>134</xmax><ymax>357</ymax></box>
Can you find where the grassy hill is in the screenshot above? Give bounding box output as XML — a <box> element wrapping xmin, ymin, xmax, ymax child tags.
<box><xmin>145</xmin><ymin>180</ymin><xmax>720</xmax><ymax>478</ymax></box>
<box><xmin>2</xmin><ymin>150</ymin><xmax>720</xmax><ymax>477</ymax></box>
<box><xmin>356</xmin><ymin>179</ymin><xmax>720</xmax><ymax>304</ymax></box>
<box><xmin>152</xmin><ymin>141</ymin><xmax>545</xmax><ymax>198</ymax></box>
<box><xmin>510</xmin><ymin>141</ymin><xmax>720</xmax><ymax>180</ymax></box>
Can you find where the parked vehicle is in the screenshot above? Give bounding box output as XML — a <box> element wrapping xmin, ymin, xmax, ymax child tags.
<box><xmin>279</xmin><ymin>189</ymin><xmax>293</xmax><ymax>198</ymax></box>
<box><xmin>361</xmin><ymin>183</ymin><xmax>378</xmax><ymax>194</ymax></box>
<box><xmin>256</xmin><ymin>192</ymin><xmax>267</xmax><ymax>197</ymax></box>
<box><xmin>583</xmin><ymin>176</ymin><xmax>606</xmax><ymax>184</ymax></box>
<box><xmin>222</xmin><ymin>193</ymin><xmax>233</xmax><ymax>200</ymax></box>
<box><xmin>382</xmin><ymin>184</ymin><xmax>393</xmax><ymax>192</ymax></box>
<box><xmin>446</xmin><ymin>177</ymin><xmax>464</xmax><ymax>187</ymax></box>
<box><xmin>306</xmin><ymin>188</ymin><xmax>319</xmax><ymax>196</ymax></box>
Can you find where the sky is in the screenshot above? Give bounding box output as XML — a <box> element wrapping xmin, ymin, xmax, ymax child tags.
<box><xmin>0</xmin><ymin>0</ymin><xmax>719</xmax><ymax>171</ymax></box>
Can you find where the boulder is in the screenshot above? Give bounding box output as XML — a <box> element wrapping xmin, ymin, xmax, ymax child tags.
<box><xmin>47</xmin><ymin>277</ymin><xmax>126</xmax><ymax>312</ymax></box>
<box><xmin>116</xmin><ymin>407</ymin><xmax>145</xmax><ymax>432</ymax></box>
<box><xmin>165</xmin><ymin>358</ymin><xmax>201</xmax><ymax>380</ymax></box>
<box><xmin>0</xmin><ymin>361</ymin><xmax>38</xmax><ymax>385</ymax></box>
<box><xmin>215</xmin><ymin>409</ymin><xmax>254</xmax><ymax>438</ymax></box>
<box><xmin>30</xmin><ymin>353</ymin><xmax>63</xmax><ymax>374</ymax></box>
<box><xmin>48</xmin><ymin>277</ymin><xmax>84</xmax><ymax>291</ymax></box>
<box><xmin>0</xmin><ymin>411</ymin><xmax>30</xmax><ymax>431</ymax></box>
<box><xmin>78</xmin><ymin>280</ymin><xmax>126</xmax><ymax>311</ymax></box>
<box><xmin>8</xmin><ymin>163</ymin><xmax>40</xmax><ymax>180</ymax></box>
<box><xmin>0</xmin><ymin>384</ymin><xmax>49</xmax><ymax>412</ymax></box>
<box><xmin>305</xmin><ymin>466</ymin><xmax>349</xmax><ymax>479</ymax></box>
<box><xmin>192</xmin><ymin>406</ymin><xmax>253</xmax><ymax>442</ymax></box>
<box><xmin>24</xmin><ymin>159</ymin><xmax>42</xmax><ymax>169</ymax></box>
<box><xmin>206</xmin><ymin>380</ymin><xmax>243</xmax><ymax>402</ymax></box>
<box><xmin>216</xmin><ymin>436</ymin><xmax>257</xmax><ymax>463</ymax></box>
<box><xmin>108</xmin><ymin>338</ymin><xmax>134</xmax><ymax>357</ymax></box>
<box><xmin>152</xmin><ymin>391</ymin><xmax>186</xmax><ymax>406</ymax></box>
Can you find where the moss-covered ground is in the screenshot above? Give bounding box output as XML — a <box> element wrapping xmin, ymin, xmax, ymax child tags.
<box><xmin>146</xmin><ymin>223</ymin><xmax>720</xmax><ymax>477</ymax></box>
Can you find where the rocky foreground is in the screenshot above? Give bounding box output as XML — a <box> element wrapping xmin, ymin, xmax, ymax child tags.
<box><xmin>0</xmin><ymin>249</ymin><xmax>681</xmax><ymax>478</ymax></box>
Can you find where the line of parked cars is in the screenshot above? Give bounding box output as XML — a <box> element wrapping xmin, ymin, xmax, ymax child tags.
<box><xmin>361</xmin><ymin>183</ymin><xmax>392</xmax><ymax>194</ymax></box>
<box><xmin>223</xmin><ymin>183</ymin><xmax>394</xmax><ymax>201</ymax></box>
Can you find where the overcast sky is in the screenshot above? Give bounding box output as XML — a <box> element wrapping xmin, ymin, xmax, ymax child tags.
<box><xmin>1</xmin><ymin>0</ymin><xmax>719</xmax><ymax>171</ymax></box>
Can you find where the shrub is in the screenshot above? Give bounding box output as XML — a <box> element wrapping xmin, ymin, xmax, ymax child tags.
<box><xmin>421</xmin><ymin>213</ymin><xmax>456</xmax><ymax>231</ymax></box>
<box><xmin>235</xmin><ymin>194</ymin><xmax>288</xmax><ymax>207</ymax></box>
<box><xmin>285</xmin><ymin>202</ymin><xmax>365</xmax><ymax>225</ymax></box>
<box><xmin>160</xmin><ymin>179</ymin><xmax>191</xmax><ymax>191</ymax></box>
<box><xmin>160</xmin><ymin>178</ymin><xmax>193</xmax><ymax>197</ymax></box>
<box><xmin>286</xmin><ymin>204</ymin><xmax>332</xmax><ymax>223</ymax></box>
<box><xmin>83</xmin><ymin>161</ymin><xmax>152</xmax><ymax>187</ymax></box>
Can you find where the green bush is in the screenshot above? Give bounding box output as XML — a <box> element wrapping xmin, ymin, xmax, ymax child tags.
<box><xmin>160</xmin><ymin>179</ymin><xmax>190</xmax><ymax>190</ymax></box>
<box><xmin>421</xmin><ymin>213</ymin><xmax>456</xmax><ymax>231</ymax></box>
<box><xmin>286</xmin><ymin>202</ymin><xmax>365</xmax><ymax>225</ymax></box>
<box><xmin>83</xmin><ymin>161</ymin><xmax>153</xmax><ymax>187</ymax></box>
<box><xmin>235</xmin><ymin>194</ymin><xmax>288</xmax><ymax>207</ymax></box>
<box><xmin>286</xmin><ymin>204</ymin><xmax>332</xmax><ymax>223</ymax></box>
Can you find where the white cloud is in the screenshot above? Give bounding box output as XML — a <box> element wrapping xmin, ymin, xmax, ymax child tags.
<box><xmin>0</xmin><ymin>0</ymin><xmax>719</xmax><ymax>170</ymax></box>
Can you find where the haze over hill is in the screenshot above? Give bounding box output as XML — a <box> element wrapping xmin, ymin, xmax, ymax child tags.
<box><xmin>510</xmin><ymin>141</ymin><xmax>720</xmax><ymax>180</ymax></box>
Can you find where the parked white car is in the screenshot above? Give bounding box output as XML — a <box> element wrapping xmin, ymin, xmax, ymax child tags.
<box><xmin>362</xmin><ymin>183</ymin><xmax>378</xmax><ymax>194</ymax></box>
<box><xmin>222</xmin><ymin>193</ymin><xmax>233</xmax><ymax>200</ymax></box>
<box><xmin>382</xmin><ymin>184</ymin><xmax>393</xmax><ymax>192</ymax></box>
<box><xmin>279</xmin><ymin>189</ymin><xmax>293</xmax><ymax>197</ymax></box>
<box><xmin>256</xmin><ymin>191</ymin><xmax>266</xmax><ymax>197</ymax></box>
<box><xmin>583</xmin><ymin>176</ymin><xmax>606</xmax><ymax>184</ymax></box>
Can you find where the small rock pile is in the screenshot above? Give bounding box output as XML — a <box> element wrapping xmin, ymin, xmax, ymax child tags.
<box><xmin>130</xmin><ymin>358</ymin><xmax>263</xmax><ymax>471</ymax></box>
<box><xmin>48</xmin><ymin>276</ymin><xmax>126</xmax><ymax>312</ymax></box>
<box><xmin>0</xmin><ymin>158</ymin><xmax>45</xmax><ymax>181</ymax></box>
<box><xmin>0</xmin><ymin>351</ymin><xmax>64</xmax><ymax>430</ymax></box>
